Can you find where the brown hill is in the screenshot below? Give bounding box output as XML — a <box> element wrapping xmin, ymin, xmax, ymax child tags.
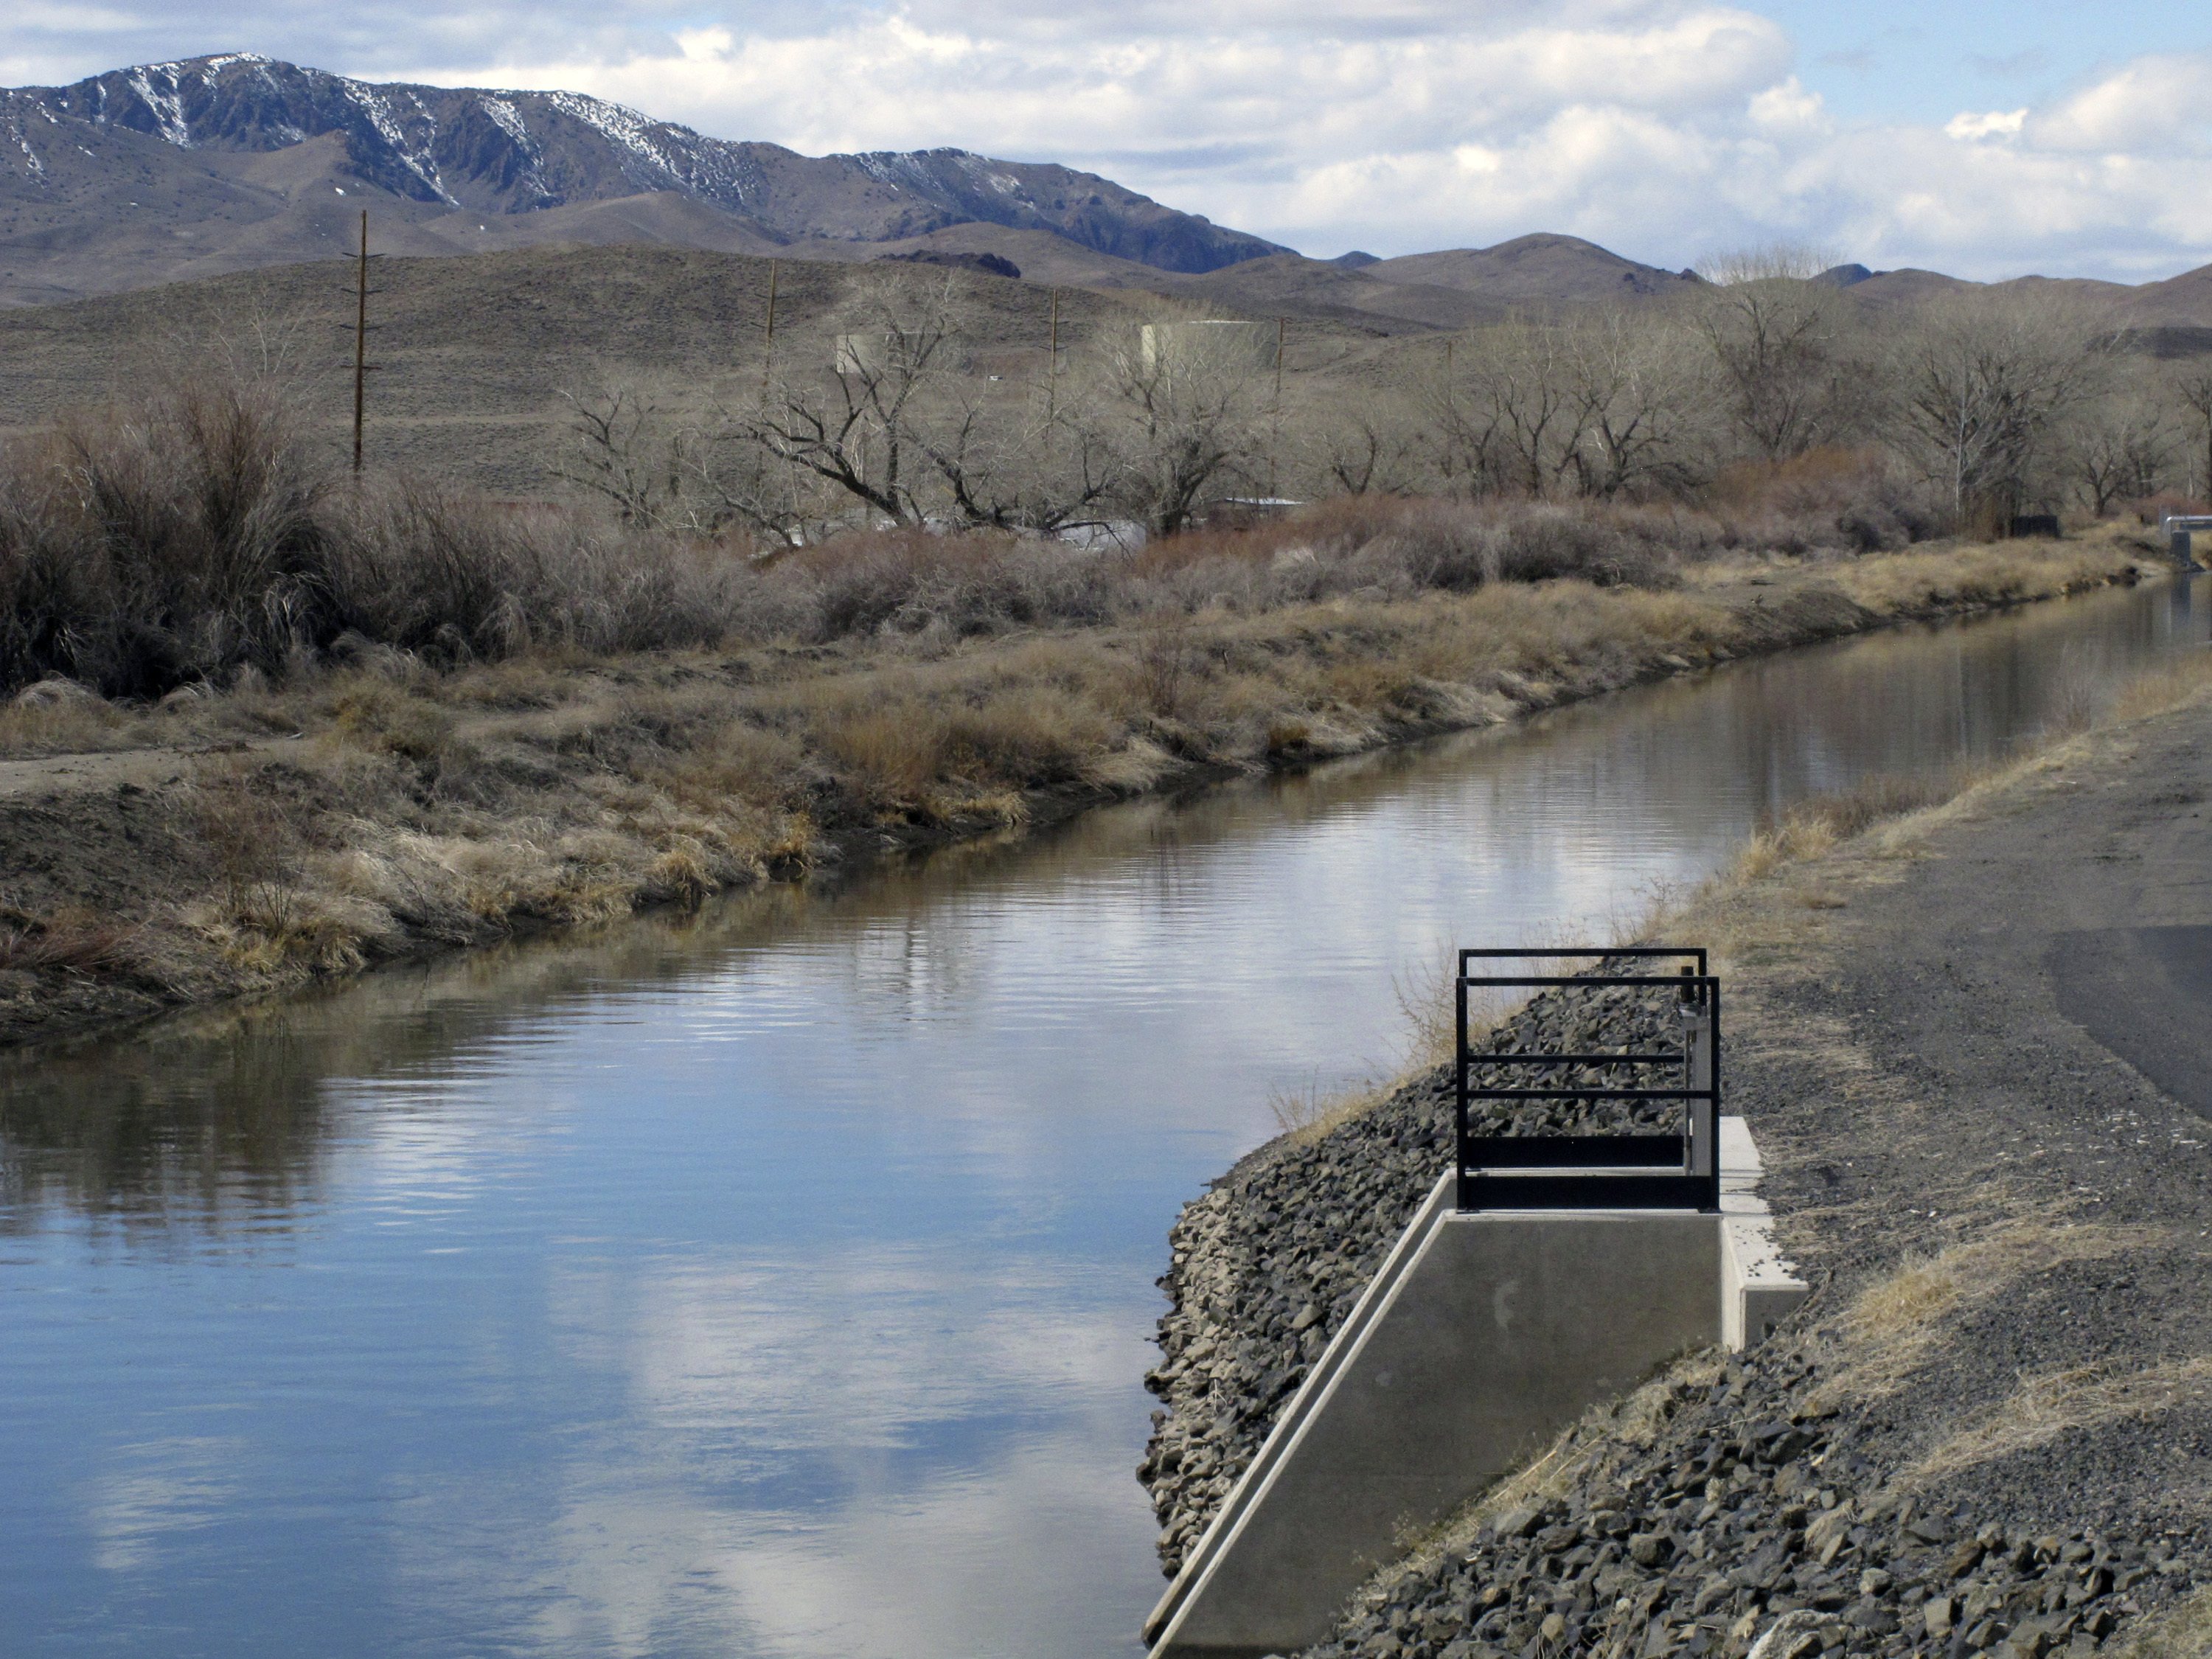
<box><xmin>0</xmin><ymin>243</ymin><xmax>1222</xmax><ymax>497</ymax></box>
<box><xmin>1366</xmin><ymin>234</ymin><xmax>1701</xmax><ymax>308</ymax></box>
<box><xmin>2120</xmin><ymin>264</ymin><xmax>2212</xmax><ymax>328</ymax></box>
<box><xmin>1162</xmin><ymin>252</ymin><xmax>1502</xmax><ymax>333</ymax></box>
<box><xmin>1840</xmin><ymin>264</ymin><xmax>2212</xmax><ymax>332</ymax></box>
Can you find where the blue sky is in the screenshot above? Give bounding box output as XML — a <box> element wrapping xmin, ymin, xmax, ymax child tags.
<box><xmin>4</xmin><ymin>1</ymin><xmax>2211</xmax><ymax>281</ymax></box>
<box><xmin>1767</xmin><ymin>0</ymin><xmax>2208</xmax><ymax>122</ymax></box>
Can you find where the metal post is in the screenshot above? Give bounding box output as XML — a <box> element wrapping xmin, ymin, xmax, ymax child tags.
<box><xmin>1680</xmin><ymin>973</ymin><xmax>1717</xmax><ymax>1209</ymax></box>
<box><xmin>1454</xmin><ymin>968</ymin><xmax>1470</xmax><ymax>1211</ymax></box>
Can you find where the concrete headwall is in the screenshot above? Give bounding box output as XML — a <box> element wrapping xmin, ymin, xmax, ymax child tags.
<box><xmin>1145</xmin><ymin>1118</ymin><xmax>1805</xmax><ymax>1659</ymax></box>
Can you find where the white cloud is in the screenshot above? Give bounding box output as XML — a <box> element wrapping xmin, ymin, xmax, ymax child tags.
<box><xmin>393</xmin><ymin>7</ymin><xmax>2211</xmax><ymax>279</ymax></box>
<box><xmin>1748</xmin><ymin>76</ymin><xmax>1827</xmax><ymax>136</ymax></box>
<box><xmin>366</xmin><ymin>1245</ymin><xmax>1162</xmax><ymax>1657</ymax></box>
<box><xmin>5</xmin><ymin>1</ymin><xmax>2212</xmax><ymax>279</ymax></box>
<box><xmin>84</xmin><ymin>1436</ymin><xmax>241</xmax><ymax>1573</ymax></box>
<box><xmin>2031</xmin><ymin>53</ymin><xmax>2212</xmax><ymax>155</ymax></box>
<box><xmin>1944</xmin><ymin>108</ymin><xmax>2025</xmax><ymax>142</ymax></box>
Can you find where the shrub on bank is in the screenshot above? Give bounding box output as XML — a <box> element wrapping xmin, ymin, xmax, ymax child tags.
<box><xmin>0</xmin><ymin>392</ymin><xmax>1946</xmax><ymax>700</ymax></box>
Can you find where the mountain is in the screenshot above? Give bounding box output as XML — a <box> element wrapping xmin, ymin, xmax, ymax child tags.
<box><xmin>0</xmin><ymin>53</ymin><xmax>1287</xmax><ymax>304</ymax></box>
<box><xmin>1363</xmin><ymin>235</ymin><xmax>1702</xmax><ymax>307</ymax></box>
<box><xmin>3</xmin><ymin>55</ymin><xmax>2209</xmax><ymax>341</ymax></box>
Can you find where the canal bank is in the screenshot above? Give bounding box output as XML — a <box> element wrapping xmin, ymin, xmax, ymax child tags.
<box><xmin>1141</xmin><ymin>657</ymin><xmax>2212</xmax><ymax>1657</ymax></box>
<box><xmin>0</xmin><ymin>538</ymin><xmax>2148</xmax><ymax>1051</ymax></box>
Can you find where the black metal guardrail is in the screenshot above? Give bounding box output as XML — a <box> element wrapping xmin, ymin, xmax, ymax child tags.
<box><xmin>1455</xmin><ymin>947</ymin><xmax>1720</xmax><ymax>1213</ymax></box>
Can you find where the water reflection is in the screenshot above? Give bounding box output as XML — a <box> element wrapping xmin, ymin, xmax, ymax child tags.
<box><xmin>0</xmin><ymin>580</ymin><xmax>2204</xmax><ymax>1658</ymax></box>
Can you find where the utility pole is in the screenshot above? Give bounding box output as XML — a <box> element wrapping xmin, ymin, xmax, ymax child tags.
<box><xmin>1046</xmin><ymin>286</ymin><xmax>1061</xmax><ymax>424</ymax></box>
<box><xmin>352</xmin><ymin>209</ymin><xmax>370</xmax><ymax>476</ymax></box>
<box><xmin>759</xmin><ymin>258</ymin><xmax>779</xmax><ymax>399</ymax></box>
<box><xmin>1269</xmin><ymin>315</ymin><xmax>1287</xmax><ymax>499</ymax></box>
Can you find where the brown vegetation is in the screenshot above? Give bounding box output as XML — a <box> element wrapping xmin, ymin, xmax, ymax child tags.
<box><xmin>0</xmin><ymin>380</ymin><xmax>2159</xmax><ymax>1046</ymax></box>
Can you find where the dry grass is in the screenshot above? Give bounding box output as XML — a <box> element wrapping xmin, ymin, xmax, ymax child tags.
<box><xmin>1267</xmin><ymin>1074</ymin><xmax>1396</xmax><ymax>1141</ymax></box>
<box><xmin>1731</xmin><ymin>771</ymin><xmax>1976</xmax><ymax>883</ymax></box>
<box><xmin>1808</xmin><ymin>1220</ymin><xmax>2166</xmax><ymax>1409</ymax></box>
<box><xmin>2110</xmin><ymin>1587</ymin><xmax>2212</xmax><ymax>1659</ymax></box>
<box><xmin>1755</xmin><ymin>529</ymin><xmax>2152</xmax><ymax>619</ymax></box>
<box><xmin>2111</xmin><ymin>645</ymin><xmax>2212</xmax><ymax>723</ymax></box>
<box><xmin>0</xmin><ymin>908</ymin><xmax>144</xmax><ymax>975</ymax></box>
<box><xmin>1910</xmin><ymin>1357</ymin><xmax>2212</xmax><ymax>1482</ymax></box>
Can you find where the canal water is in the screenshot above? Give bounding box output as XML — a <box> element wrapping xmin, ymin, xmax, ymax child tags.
<box><xmin>2</xmin><ymin>578</ymin><xmax>2205</xmax><ymax>1658</ymax></box>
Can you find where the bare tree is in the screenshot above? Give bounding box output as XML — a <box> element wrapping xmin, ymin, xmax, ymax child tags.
<box><xmin>1422</xmin><ymin>314</ymin><xmax>1709</xmax><ymax>500</ymax></box>
<box><xmin>1692</xmin><ymin>243</ymin><xmax>1840</xmax><ymax>285</ymax></box>
<box><xmin>1105</xmin><ymin>326</ymin><xmax>1267</xmax><ymax>535</ymax></box>
<box><xmin>1444</xmin><ymin>321</ymin><xmax>1579</xmax><ymax>495</ymax></box>
<box><xmin>1889</xmin><ymin>292</ymin><xmax>2102</xmax><ymax>526</ymax></box>
<box><xmin>913</xmin><ymin>375</ymin><xmax>1124</xmax><ymax>533</ymax></box>
<box><xmin>739</xmin><ymin>274</ymin><xmax>965</xmax><ymax>528</ymax></box>
<box><xmin>1558</xmin><ymin>312</ymin><xmax>1708</xmax><ymax>498</ymax></box>
<box><xmin>1692</xmin><ymin>274</ymin><xmax>1862</xmax><ymax>462</ymax></box>
<box><xmin>1305</xmin><ymin>390</ymin><xmax>1427</xmax><ymax>496</ymax></box>
<box><xmin>2171</xmin><ymin>361</ymin><xmax>2212</xmax><ymax>502</ymax></box>
<box><xmin>556</xmin><ymin>386</ymin><xmax>683</xmax><ymax>528</ymax></box>
<box><xmin>2063</xmin><ymin>387</ymin><xmax>2177</xmax><ymax>516</ymax></box>
<box><xmin>1419</xmin><ymin>335</ymin><xmax>1506</xmax><ymax>495</ymax></box>
<box><xmin>556</xmin><ymin>384</ymin><xmax>811</xmax><ymax>543</ymax></box>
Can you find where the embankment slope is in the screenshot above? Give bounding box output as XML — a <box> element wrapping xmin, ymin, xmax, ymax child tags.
<box><xmin>1142</xmin><ymin>663</ymin><xmax>2212</xmax><ymax>1657</ymax></box>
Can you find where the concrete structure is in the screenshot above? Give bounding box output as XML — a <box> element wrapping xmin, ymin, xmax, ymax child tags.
<box><xmin>1144</xmin><ymin>1118</ymin><xmax>1804</xmax><ymax>1659</ymax></box>
<box><xmin>1139</xmin><ymin>321</ymin><xmax>1279</xmax><ymax>375</ymax></box>
<box><xmin>2160</xmin><ymin>514</ymin><xmax>2212</xmax><ymax>571</ymax></box>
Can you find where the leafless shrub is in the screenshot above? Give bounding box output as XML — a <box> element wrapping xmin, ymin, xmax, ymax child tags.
<box><xmin>0</xmin><ymin>384</ymin><xmax>331</xmax><ymax>696</ymax></box>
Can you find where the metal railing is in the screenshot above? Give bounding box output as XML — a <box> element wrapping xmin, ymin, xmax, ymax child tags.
<box><xmin>1455</xmin><ymin>947</ymin><xmax>1720</xmax><ymax>1212</ymax></box>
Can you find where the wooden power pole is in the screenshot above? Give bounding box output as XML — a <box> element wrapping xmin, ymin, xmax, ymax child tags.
<box><xmin>1270</xmin><ymin>315</ymin><xmax>1287</xmax><ymax>498</ymax></box>
<box><xmin>1046</xmin><ymin>286</ymin><xmax>1061</xmax><ymax>423</ymax></box>
<box><xmin>760</xmin><ymin>259</ymin><xmax>779</xmax><ymax>397</ymax></box>
<box><xmin>352</xmin><ymin>209</ymin><xmax>370</xmax><ymax>476</ymax></box>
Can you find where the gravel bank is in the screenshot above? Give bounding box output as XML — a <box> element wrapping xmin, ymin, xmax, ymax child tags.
<box><xmin>1140</xmin><ymin>687</ymin><xmax>2212</xmax><ymax>1657</ymax></box>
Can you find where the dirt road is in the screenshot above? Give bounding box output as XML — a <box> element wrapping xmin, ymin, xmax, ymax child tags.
<box><xmin>1717</xmin><ymin>688</ymin><xmax>2212</xmax><ymax>1582</ymax></box>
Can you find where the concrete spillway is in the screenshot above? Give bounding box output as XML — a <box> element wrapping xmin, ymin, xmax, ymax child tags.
<box><xmin>1144</xmin><ymin>1119</ymin><xmax>1804</xmax><ymax>1659</ymax></box>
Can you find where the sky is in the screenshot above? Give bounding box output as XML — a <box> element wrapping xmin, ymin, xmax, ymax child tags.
<box><xmin>4</xmin><ymin>0</ymin><xmax>2211</xmax><ymax>282</ymax></box>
